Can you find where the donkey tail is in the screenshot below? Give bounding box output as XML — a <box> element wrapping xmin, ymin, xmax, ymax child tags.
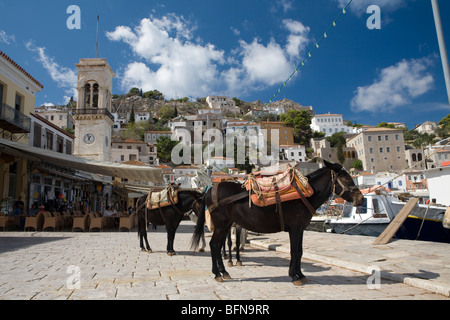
<box><xmin>191</xmin><ymin>194</ymin><xmax>206</xmax><ymax>250</ymax></box>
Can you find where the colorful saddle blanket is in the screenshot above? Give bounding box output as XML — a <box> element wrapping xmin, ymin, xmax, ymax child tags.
<box><xmin>146</xmin><ymin>184</ymin><xmax>179</xmax><ymax>210</ymax></box>
<box><xmin>245</xmin><ymin>168</ymin><xmax>314</xmax><ymax>207</ymax></box>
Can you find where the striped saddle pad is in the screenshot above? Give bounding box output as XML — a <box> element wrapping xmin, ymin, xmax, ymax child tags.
<box><xmin>245</xmin><ymin>168</ymin><xmax>314</xmax><ymax>207</ymax></box>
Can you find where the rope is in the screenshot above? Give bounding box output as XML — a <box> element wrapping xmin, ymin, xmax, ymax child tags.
<box><xmin>415</xmin><ymin>203</ymin><xmax>431</xmax><ymax>240</ymax></box>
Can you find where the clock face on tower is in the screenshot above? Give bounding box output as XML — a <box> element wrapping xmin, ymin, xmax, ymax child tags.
<box><xmin>84</xmin><ymin>133</ymin><xmax>95</xmax><ymax>145</ymax></box>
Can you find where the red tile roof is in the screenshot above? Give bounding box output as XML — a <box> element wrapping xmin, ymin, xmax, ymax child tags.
<box><xmin>0</xmin><ymin>50</ymin><xmax>44</xmax><ymax>89</ymax></box>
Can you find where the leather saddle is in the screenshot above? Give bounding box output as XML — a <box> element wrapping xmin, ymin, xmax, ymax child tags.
<box><xmin>245</xmin><ymin>167</ymin><xmax>314</xmax><ymax>207</ymax></box>
<box><xmin>146</xmin><ymin>183</ymin><xmax>180</xmax><ymax>210</ymax></box>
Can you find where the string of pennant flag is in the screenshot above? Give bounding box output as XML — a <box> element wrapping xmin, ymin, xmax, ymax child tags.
<box><xmin>267</xmin><ymin>0</ymin><xmax>354</xmax><ymax>104</ymax></box>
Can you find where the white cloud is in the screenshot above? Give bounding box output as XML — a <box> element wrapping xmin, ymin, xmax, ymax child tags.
<box><xmin>107</xmin><ymin>15</ymin><xmax>225</xmax><ymax>98</ymax></box>
<box><xmin>283</xmin><ymin>19</ymin><xmax>310</xmax><ymax>58</ymax></box>
<box><xmin>107</xmin><ymin>14</ymin><xmax>311</xmax><ymax>99</ymax></box>
<box><xmin>26</xmin><ymin>41</ymin><xmax>78</xmax><ymax>103</ymax></box>
<box><xmin>350</xmin><ymin>57</ymin><xmax>434</xmax><ymax>113</ymax></box>
<box><xmin>272</xmin><ymin>0</ymin><xmax>293</xmax><ymax>13</ymax></box>
<box><xmin>0</xmin><ymin>30</ymin><xmax>15</xmax><ymax>44</ymax></box>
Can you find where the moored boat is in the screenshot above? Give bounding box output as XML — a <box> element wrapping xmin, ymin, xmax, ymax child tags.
<box><xmin>327</xmin><ymin>187</ymin><xmax>450</xmax><ymax>243</ymax></box>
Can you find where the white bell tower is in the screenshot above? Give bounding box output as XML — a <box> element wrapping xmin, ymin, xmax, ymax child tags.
<box><xmin>73</xmin><ymin>58</ymin><xmax>115</xmax><ymax>161</ymax></box>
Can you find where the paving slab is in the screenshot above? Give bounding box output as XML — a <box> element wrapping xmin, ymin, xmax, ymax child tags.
<box><xmin>248</xmin><ymin>230</ymin><xmax>450</xmax><ymax>297</ymax></box>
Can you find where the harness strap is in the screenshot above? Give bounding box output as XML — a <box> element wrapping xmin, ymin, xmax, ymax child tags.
<box><xmin>208</xmin><ymin>184</ymin><xmax>248</xmax><ymax>213</ymax></box>
<box><xmin>273</xmin><ymin>177</ymin><xmax>284</xmax><ymax>231</ymax></box>
<box><xmin>292</xmin><ymin>179</ymin><xmax>316</xmax><ymax>216</ymax></box>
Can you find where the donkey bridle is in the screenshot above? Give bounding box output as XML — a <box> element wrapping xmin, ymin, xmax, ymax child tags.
<box><xmin>330</xmin><ymin>168</ymin><xmax>359</xmax><ymax>198</ymax></box>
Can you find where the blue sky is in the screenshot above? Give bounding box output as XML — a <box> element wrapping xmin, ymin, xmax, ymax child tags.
<box><xmin>1</xmin><ymin>0</ymin><xmax>449</xmax><ymax>129</ymax></box>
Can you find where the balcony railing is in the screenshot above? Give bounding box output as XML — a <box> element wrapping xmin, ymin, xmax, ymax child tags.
<box><xmin>0</xmin><ymin>103</ymin><xmax>31</xmax><ymax>134</ymax></box>
<box><xmin>72</xmin><ymin>108</ymin><xmax>114</xmax><ymax>122</ymax></box>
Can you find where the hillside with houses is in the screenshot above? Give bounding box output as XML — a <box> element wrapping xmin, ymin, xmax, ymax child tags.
<box><xmin>32</xmin><ymin>87</ymin><xmax>450</xmax><ymax>206</ymax></box>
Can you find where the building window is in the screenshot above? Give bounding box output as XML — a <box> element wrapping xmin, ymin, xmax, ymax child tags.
<box><xmin>368</xmin><ymin>136</ymin><xmax>372</xmax><ymax>142</ymax></box>
<box><xmin>46</xmin><ymin>130</ymin><xmax>53</xmax><ymax>150</ymax></box>
<box><xmin>15</xmin><ymin>93</ymin><xmax>23</xmax><ymax>112</ymax></box>
<box><xmin>385</xmin><ymin>135</ymin><xmax>389</xmax><ymax>140</ymax></box>
<box><xmin>66</xmin><ymin>140</ymin><xmax>72</xmax><ymax>155</ymax></box>
<box><xmin>33</xmin><ymin>123</ymin><xmax>42</xmax><ymax>148</ymax></box>
<box><xmin>378</xmin><ymin>136</ymin><xmax>382</xmax><ymax>141</ymax></box>
<box><xmin>56</xmin><ymin>135</ymin><xmax>64</xmax><ymax>153</ymax></box>
<box><xmin>92</xmin><ymin>83</ymin><xmax>99</xmax><ymax>108</ymax></box>
<box><xmin>0</xmin><ymin>83</ymin><xmax>4</xmax><ymax>104</ymax></box>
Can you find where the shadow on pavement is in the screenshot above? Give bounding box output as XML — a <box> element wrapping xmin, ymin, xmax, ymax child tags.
<box><xmin>0</xmin><ymin>236</ymin><xmax>70</xmax><ymax>254</ymax></box>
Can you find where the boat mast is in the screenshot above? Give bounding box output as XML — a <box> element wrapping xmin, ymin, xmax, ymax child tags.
<box><xmin>431</xmin><ymin>0</ymin><xmax>450</xmax><ymax>106</ymax></box>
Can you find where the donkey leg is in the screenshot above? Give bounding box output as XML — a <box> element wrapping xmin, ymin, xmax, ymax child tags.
<box><xmin>140</xmin><ymin>229</ymin><xmax>152</xmax><ymax>253</ymax></box>
<box><xmin>288</xmin><ymin>229</ymin><xmax>306</xmax><ymax>285</ymax></box>
<box><xmin>297</xmin><ymin>229</ymin><xmax>308</xmax><ymax>283</ymax></box>
<box><xmin>210</xmin><ymin>239</ymin><xmax>223</xmax><ymax>281</ymax></box>
<box><xmin>235</xmin><ymin>225</ymin><xmax>243</xmax><ymax>267</ymax></box>
<box><xmin>227</xmin><ymin>230</ymin><xmax>233</xmax><ymax>267</ymax></box>
<box><xmin>166</xmin><ymin>225</ymin><xmax>177</xmax><ymax>256</ymax></box>
<box><xmin>199</xmin><ymin>233</ymin><xmax>206</xmax><ymax>252</ymax></box>
<box><xmin>210</xmin><ymin>231</ymin><xmax>231</xmax><ymax>281</ymax></box>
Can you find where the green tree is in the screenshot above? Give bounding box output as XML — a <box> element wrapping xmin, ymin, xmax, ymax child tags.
<box><xmin>280</xmin><ymin>110</ymin><xmax>313</xmax><ymax>145</ymax></box>
<box><xmin>438</xmin><ymin>114</ymin><xmax>450</xmax><ymax>127</ymax></box>
<box><xmin>157</xmin><ymin>135</ymin><xmax>179</xmax><ymax>163</ymax></box>
<box><xmin>351</xmin><ymin>159</ymin><xmax>363</xmax><ymax>171</ymax></box>
<box><xmin>326</xmin><ymin>132</ymin><xmax>346</xmax><ymax>164</ymax></box>
<box><xmin>127</xmin><ymin>87</ymin><xmax>141</xmax><ymax>97</ymax></box>
<box><xmin>437</xmin><ymin>114</ymin><xmax>450</xmax><ymax>139</ymax></box>
<box><xmin>144</xmin><ymin>89</ymin><xmax>164</xmax><ymax>100</ymax></box>
<box><xmin>121</xmin><ymin>121</ymin><xmax>145</xmax><ymax>141</ymax></box>
<box><xmin>158</xmin><ymin>105</ymin><xmax>177</xmax><ymax>120</ymax></box>
<box><xmin>129</xmin><ymin>106</ymin><xmax>135</xmax><ymax>124</ymax></box>
<box><xmin>377</xmin><ymin>122</ymin><xmax>395</xmax><ymax>129</ymax></box>
<box><xmin>413</xmin><ymin>132</ymin><xmax>438</xmax><ymax>149</ymax></box>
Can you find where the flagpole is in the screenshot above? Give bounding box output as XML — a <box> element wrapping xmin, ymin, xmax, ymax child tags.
<box><xmin>96</xmin><ymin>15</ymin><xmax>99</xmax><ymax>58</ymax></box>
<box><xmin>431</xmin><ymin>0</ymin><xmax>450</xmax><ymax>106</ymax></box>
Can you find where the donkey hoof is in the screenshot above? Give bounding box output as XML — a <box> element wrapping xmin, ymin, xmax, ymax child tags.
<box><xmin>292</xmin><ymin>279</ymin><xmax>303</xmax><ymax>286</ymax></box>
<box><xmin>292</xmin><ymin>277</ymin><xmax>308</xmax><ymax>286</ymax></box>
<box><xmin>222</xmin><ymin>273</ymin><xmax>232</xmax><ymax>280</ymax></box>
<box><xmin>148</xmin><ymin>249</ymin><xmax>153</xmax><ymax>254</ymax></box>
<box><xmin>236</xmin><ymin>261</ymin><xmax>243</xmax><ymax>267</ymax></box>
<box><xmin>215</xmin><ymin>276</ymin><xmax>223</xmax><ymax>282</ymax></box>
<box><xmin>228</xmin><ymin>261</ymin><xmax>233</xmax><ymax>267</ymax></box>
<box><xmin>198</xmin><ymin>248</ymin><xmax>205</xmax><ymax>252</ymax></box>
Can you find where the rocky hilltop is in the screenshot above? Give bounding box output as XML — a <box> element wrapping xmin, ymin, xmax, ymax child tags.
<box><xmin>111</xmin><ymin>95</ymin><xmax>313</xmax><ymax>119</ymax></box>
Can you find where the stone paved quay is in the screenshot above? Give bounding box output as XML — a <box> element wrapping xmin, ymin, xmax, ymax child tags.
<box><xmin>0</xmin><ymin>221</ymin><xmax>448</xmax><ymax>300</ymax></box>
<box><xmin>248</xmin><ymin>230</ymin><xmax>450</xmax><ymax>297</ymax></box>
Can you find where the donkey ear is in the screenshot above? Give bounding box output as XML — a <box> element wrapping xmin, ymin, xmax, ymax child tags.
<box><xmin>313</xmin><ymin>156</ymin><xmax>325</xmax><ymax>165</ymax></box>
<box><xmin>323</xmin><ymin>159</ymin><xmax>339</xmax><ymax>170</ymax></box>
<box><xmin>323</xmin><ymin>159</ymin><xmax>333</xmax><ymax>167</ymax></box>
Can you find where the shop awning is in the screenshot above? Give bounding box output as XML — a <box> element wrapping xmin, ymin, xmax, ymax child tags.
<box><xmin>0</xmin><ymin>138</ymin><xmax>163</xmax><ymax>183</ymax></box>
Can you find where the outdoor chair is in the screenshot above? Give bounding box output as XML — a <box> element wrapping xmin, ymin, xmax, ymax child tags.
<box><xmin>43</xmin><ymin>212</ymin><xmax>63</xmax><ymax>231</ymax></box>
<box><xmin>119</xmin><ymin>212</ymin><xmax>135</xmax><ymax>232</ymax></box>
<box><xmin>24</xmin><ymin>212</ymin><xmax>45</xmax><ymax>231</ymax></box>
<box><xmin>72</xmin><ymin>212</ymin><xmax>92</xmax><ymax>232</ymax></box>
<box><xmin>0</xmin><ymin>214</ymin><xmax>17</xmax><ymax>231</ymax></box>
<box><xmin>89</xmin><ymin>212</ymin><xmax>108</xmax><ymax>232</ymax></box>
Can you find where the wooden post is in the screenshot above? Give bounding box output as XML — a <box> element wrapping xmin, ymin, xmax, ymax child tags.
<box><xmin>372</xmin><ymin>198</ymin><xmax>419</xmax><ymax>245</ymax></box>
